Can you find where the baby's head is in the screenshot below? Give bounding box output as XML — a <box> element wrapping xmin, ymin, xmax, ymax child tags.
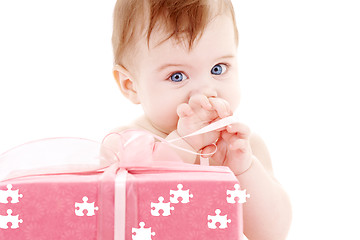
<box><xmin>112</xmin><ymin>0</ymin><xmax>241</xmax><ymax>134</ymax></box>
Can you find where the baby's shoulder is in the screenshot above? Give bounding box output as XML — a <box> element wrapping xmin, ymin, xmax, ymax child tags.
<box><xmin>109</xmin><ymin>116</ymin><xmax>151</xmax><ymax>134</ymax></box>
<box><xmin>106</xmin><ymin>125</ymin><xmax>147</xmax><ymax>142</ymax></box>
<box><xmin>110</xmin><ymin>125</ymin><xmax>136</xmax><ymax>134</ymax></box>
<box><xmin>109</xmin><ymin>121</ymin><xmax>145</xmax><ymax>134</ymax></box>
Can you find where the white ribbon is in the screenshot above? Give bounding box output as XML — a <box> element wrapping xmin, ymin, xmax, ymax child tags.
<box><xmin>154</xmin><ymin>116</ymin><xmax>238</xmax><ymax>157</ymax></box>
<box><xmin>168</xmin><ymin>116</ymin><xmax>237</xmax><ymax>140</ymax></box>
<box><xmin>114</xmin><ymin>169</ymin><xmax>128</xmax><ymax>240</ymax></box>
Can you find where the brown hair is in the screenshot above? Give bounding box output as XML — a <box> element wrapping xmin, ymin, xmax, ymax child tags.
<box><xmin>112</xmin><ymin>0</ymin><xmax>238</xmax><ymax>67</ymax></box>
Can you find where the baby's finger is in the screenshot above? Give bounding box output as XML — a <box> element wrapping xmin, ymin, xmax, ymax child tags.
<box><xmin>221</xmin><ymin>130</ymin><xmax>240</xmax><ymax>145</ymax></box>
<box><xmin>226</xmin><ymin>122</ymin><xmax>251</xmax><ymax>138</ymax></box>
<box><xmin>208</xmin><ymin>97</ymin><xmax>232</xmax><ymax>118</ymax></box>
<box><xmin>220</xmin><ymin>132</ymin><xmax>248</xmax><ymax>152</ymax></box>
<box><xmin>188</xmin><ymin>94</ymin><xmax>212</xmax><ymax>110</ymax></box>
<box><xmin>229</xmin><ymin>138</ymin><xmax>248</xmax><ymax>151</ymax></box>
<box><xmin>176</xmin><ymin>103</ymin><xmax>194</xmax><ymax>118</ymax></box>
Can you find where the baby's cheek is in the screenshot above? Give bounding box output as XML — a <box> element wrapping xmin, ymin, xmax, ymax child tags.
<box><xmin>227</xmin><ymin>89</ymin><xmax>241</xmax><ymax>112</ymax></box>
<box><xmin>152</xmin><ymin>100</ymin><xmax>179</xmax><ymax>133</ymax></box>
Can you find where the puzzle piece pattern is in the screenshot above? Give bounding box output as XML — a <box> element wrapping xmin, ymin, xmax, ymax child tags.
<box><xmin>0</xmin><ymin>209</ymin><xmax>23</xmax><ymax>229</ymax></box>
<box><xmin>170</xmin><ymin>184</ymin><xmax>193</xmax><ymax>204</ymax></box>
<box><xmin>132</xmin><ymin>222</ymin><xmax>155</xmax><ymax>240</ymax></box>
<box><xmin>0</xmin><ymin>184</ymin><xmax>23</xmax><ymax>230</ymax></box>
<box><xmin>0</xmin><ymin>184</ymin><xmax>23</xmax><ymax>204</ymax></box>
<box><xmin>226</xmin><ymin>184</ymin><xmax>250</xmax><ymax>204</ymax></box>
<box><xmin>145</xmin><ymin>182</ymin><xmax>249</xmax><ymax>233</ymax></box>
<box><xmin>0</xmin><ymin>180</ymin><xmax>248</xmax><ymax>235</ymax></box>
<box><xmin>75</xmin><ymin>196</ymin><xmax>99</xmax><ymax>216</ymax></box>
<box><xmin>208</xmin><ymin>209</ymin><xmax>231</xmax><ymax>229</ymax></box>
<box><xmin>151</xmin><ymin>196</ymin><xmax>174</xmax><ymax>216</ymax></box>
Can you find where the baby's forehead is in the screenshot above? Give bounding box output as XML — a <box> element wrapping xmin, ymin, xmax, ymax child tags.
<box><xmin>141</xmin><ymin>17</ymin><xmax>237</xmax><ymax>70</ymax></box>
<box><xmin>112</xmin><ymin>0</ymin><xmax>237</xmax><ymax>67</ymax></box>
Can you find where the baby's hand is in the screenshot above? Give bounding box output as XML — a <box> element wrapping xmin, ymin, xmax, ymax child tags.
<box><xmin>176</xmin><ymin>94</ymin><xmax>232</xmax><ymax>151</ymax></box>
<box><xmin>202</xmin><ymin>122</ymin><xmax>253</xmax><ymax>175</ymax></box>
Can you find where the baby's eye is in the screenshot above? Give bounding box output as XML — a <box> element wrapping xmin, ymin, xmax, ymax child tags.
<box><xmin>169</xmin><ymin>72</ymin><xmax>188</xmax><ymax>82</ymax></box>
<box><xmin>211</xmin><ymin>64</ymin><xmax>227</xmax><ymax>75</ymax></box>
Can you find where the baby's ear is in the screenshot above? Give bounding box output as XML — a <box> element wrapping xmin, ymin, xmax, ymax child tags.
<box><xmin>113</xmin><ymin>65</ymin><xmax>140</xmax><ymax>104</ymax></box>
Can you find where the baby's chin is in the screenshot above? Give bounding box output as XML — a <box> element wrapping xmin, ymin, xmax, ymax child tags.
<box><xmin>159</xmin><ymin>125</ymin><xmax>177</xmax><ymax>137</ymax></box>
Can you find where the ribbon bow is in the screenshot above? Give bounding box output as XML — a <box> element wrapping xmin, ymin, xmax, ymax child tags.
<box><xmin>0</xmin><ymin>116</ymin><xmax>237</xmax><ymax>181</ymax></box>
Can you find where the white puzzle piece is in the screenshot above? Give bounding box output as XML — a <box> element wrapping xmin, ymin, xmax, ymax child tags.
<box><xmin>132</xmin><ymin>222</ymin><xmax>155</xmax><ymax>240</ymax></box>
<box><xmin>0</xmin><ymin>184</ymin><xmax>23</xmax><ymax>204</ymax></box>
<box><xmin>151</xmin><ymin>196</ymin><xmax>174</xmax><ymax>216</ymax></box>
<box><xmin>208</xmin><ymin>209</ymin><xmax>231</xmax><ymax>229</ymax></box>
<box><xmin>75</xmin><ymin>196</ymin><xmax>99</xmax><ymax>216</ymax></box>
<box><xmin>170</xmin><ymin>184</ymin><xmax>193</xmax><ymax>204</ymax></box>
<box><xmin>227</xmin><ymin>184</ymin><xmax>250</xmax><ymax>204</ymax></box>
<box><xmin>0</xmin><ymin>209</ymin><xmax>23</xmax><ymax>229</ymax></box>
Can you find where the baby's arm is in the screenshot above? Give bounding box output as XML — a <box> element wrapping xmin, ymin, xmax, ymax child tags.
<box><xmin>239</xmin><ymin>135</ymin><xmax>292</xmax><ymax>240</ymax></box>
<box><xmin>202</xmin><ymin>117</ymin><xmax>292</xmax><ymax>239</ymax></box>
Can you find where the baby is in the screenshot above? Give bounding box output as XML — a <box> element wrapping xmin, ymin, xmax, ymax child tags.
<box><xmin>106</xmin><ymin>0</ymin><xmax>292</xmax><ymax>239</ymax></box>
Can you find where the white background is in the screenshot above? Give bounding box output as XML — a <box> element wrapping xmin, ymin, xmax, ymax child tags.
<box><xmin>0</xmin><ymin>0</ymin><xmax>359</xmax><ymax>239</ymax></box>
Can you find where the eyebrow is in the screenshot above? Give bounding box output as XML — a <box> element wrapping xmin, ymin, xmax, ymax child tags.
<box><xmin>156</xmin><ymin>63</ymin><xmax>191</xmax><ymax>72</ymax></box>
<box><xmin>216</xmin><ymin>54</ymin><xmax>235</xmax><ymax>60</ymax></box>
<box><xmin>156</xmin><ymin>55</ymin><xmax>235</xmax><ymax>72</ymax></box>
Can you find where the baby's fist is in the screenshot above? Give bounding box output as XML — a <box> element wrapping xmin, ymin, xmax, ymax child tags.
<box><xmin>203</xmin><ymin>122</ymin><xmax>253</xmax><ymax>175</ymax></box>
<box><xmin>177</xmin><ymin>94</ymin><xmax>232</xmax><ymax>151</ymax></box>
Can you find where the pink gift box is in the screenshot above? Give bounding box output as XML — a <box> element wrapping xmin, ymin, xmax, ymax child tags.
<box><xmin>0</xmin><ymin>137</ymin><xmax>246</xmax><ymax>240</ymax></box>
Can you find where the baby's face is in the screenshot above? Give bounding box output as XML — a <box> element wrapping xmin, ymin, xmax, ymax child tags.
<box><xmin>131</xmin><ymin>14</ymin><xmax>240</xmax><ymax>135</ymax></box>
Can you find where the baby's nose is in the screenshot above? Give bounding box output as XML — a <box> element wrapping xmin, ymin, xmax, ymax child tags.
<box><xmin>203</xmin><ymin>88</ymin><xmax>217</xmax><ymax>98</ymax></box>
<box><xmin>190</xmin><ymin>86</ymin><xmax>217</xmax><ymax>99</ymax></box>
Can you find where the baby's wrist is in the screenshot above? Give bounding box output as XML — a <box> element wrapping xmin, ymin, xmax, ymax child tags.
<box><xmin>234</xmin><ymin>156</ymin><xmax>256</xmax><ymax>177</ymax></box>
<box><xmin>176</xmin><ymin>129</ymin><xmax>202</xmax><ymax>152</ymax></box>
<box><xmin>170</xmin><ymin>130</ymin><xmax>200</xmax><ymax>152</ymax></box>
<box><xmin>166</xmin><ymin>130</ymin><xmax>198</xmax><ymax>164</ymax></box>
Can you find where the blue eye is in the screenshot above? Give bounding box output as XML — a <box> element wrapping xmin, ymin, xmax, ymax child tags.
<box><xmin>211</xmin><ymin>64</ymin><xmax>227</xmax><ymax>75</ymax></box>
<box><xmin>170</xmin><ymin>72</ymin><xmax>187</xmax><ymax>82</ymax></box>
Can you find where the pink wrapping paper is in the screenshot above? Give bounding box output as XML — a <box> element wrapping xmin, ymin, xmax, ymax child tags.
<box><xmin>0</xmin><ymin>166</ymin><xmax>244</xmax><ymax>239</ymax></box>
<box><xmin>0</xmin><ymin>173</ymin><xmax>104</xmax><ymax>240</ymax></box>
<box><xmin>0</xmin><ymin>118</ymin><xmax>247</xmax><ymax>239</ymax></box>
